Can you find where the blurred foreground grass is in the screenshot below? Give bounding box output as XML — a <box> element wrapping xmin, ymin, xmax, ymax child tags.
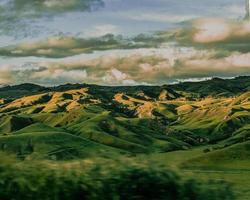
<box><xmin>0</xmin><ymin>152</ymin><xmax>234</xmax><ymax>200</ymax></box>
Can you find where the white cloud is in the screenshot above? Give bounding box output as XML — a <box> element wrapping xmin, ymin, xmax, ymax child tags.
<box><xmin>193</xmin><ymin>19</ymin><xmax>232</xmax><ymax>43</ymax></box>
<box><xmin>102</xmin><ymin>68</ymin><xmax>128</xmax><ymax>84</ymax></box>
<box><xmin>29</xmin><ymin>68</ymin><xmax>88</xmax><ymax>85</ymax></box>
<box><xmin>190</xmin><ymin>18</ymin><xmax>250</xmax><ymax>44</ymax></box>
<box><xmin>1</xmin><ymin>44</ymin><xmax>250</xmax><ymax>86</ymax></box>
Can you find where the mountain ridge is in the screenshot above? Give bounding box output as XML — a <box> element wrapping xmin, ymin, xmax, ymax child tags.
<box><xmin>1</xmin><ymin>76</ymin><xmax>249</xmax><ymax>101</ymax></box>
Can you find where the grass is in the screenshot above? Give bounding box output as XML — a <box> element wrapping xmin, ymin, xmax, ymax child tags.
<box><xmin>0</xmin><ymin>152</ymin><xmax>235</xmax><ymax>200</ymax></box>
<box><xmin>0</xmin><ymin>123</ymin><xmax>123</xmax><ymax>160</ymax></box>
<box><xmin>0</xmin><ymin>115</ymin><xmax>33</xmax><ymax>134</ymax></box>
<box><xmin>135</xmin><ymin>144</ymin><xmax>250</xmax><ymax>200</ymax></box>
<box><xmin>182</xmin><ymin>141</ymin><xmax>250</xmax><ymax>170</ymax></box>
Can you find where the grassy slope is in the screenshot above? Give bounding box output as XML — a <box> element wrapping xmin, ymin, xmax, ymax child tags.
<box><xmin>136</xmin><ymin>143</ymin><xmax>250</xmax><ymax>200</ymax></box>
<box><xmin>0</xmin><ymin>86</ymin><xmax>249</xmax><ymax>156</ymax></box>
<box><xmin>0</xmin><ymin>122</ymin><xmax>124</xmax><ymax>160</ymax></box>
<box><xmin>181</xmin><ymin>141</ymin><xmax>250</xmax><ymax>170</ymax></box>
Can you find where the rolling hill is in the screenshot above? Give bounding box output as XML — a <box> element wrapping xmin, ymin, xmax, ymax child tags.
<box><xmin>0</xmin><ymin>76</ymin><xmax>249</xmax><ymax>161</ymax></box>
<box><xmin>0</xmin><ymin>76</ymin><xmax>249</xmax><ymax>200</ymax></box>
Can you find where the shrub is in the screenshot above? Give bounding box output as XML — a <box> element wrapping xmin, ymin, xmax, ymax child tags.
<box><xmin>103</xmin><ymin>166</ymin><xmax>181</xmax><ymax>200</ymax></box>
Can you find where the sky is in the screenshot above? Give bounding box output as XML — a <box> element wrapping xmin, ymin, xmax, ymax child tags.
<box><xmin>0</xmin><ymin>0</ymin><xmax>249</xmax><ymax>86</ymax></box>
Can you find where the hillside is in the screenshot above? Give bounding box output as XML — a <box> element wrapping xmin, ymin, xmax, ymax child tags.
<box><xmin>0</xmin><ymin>76</ymin><xmax>249</xmax><ymax>199</ymax></box>
<box><xmin>0</xmin><ymin>76</ymin><xmax>249</xmax><ymax>160</ymax></box>
<box><xmin>1</xmin><ymin>76</ymin><xmax>249</xmax><ymax>100</ymax></box>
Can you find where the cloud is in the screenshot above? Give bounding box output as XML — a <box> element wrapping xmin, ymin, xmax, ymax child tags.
<box><xmin>174</xmin><ymin>53</ymin><xmax>250</xmax><ymax>78</ymax></box>
<box><xmin>4</xmin><ymin>17</ymin><xmax>250</xmax><ymax>59</ymax></box>
<box><xmin>31</xmin><ymin>69</ymin><xmax>88</xmax><ymax>84</ymax></box>
<box><xmin>3</xmin><ymin>0</ymin><xmax>104</xmax><ymax>15</ymax></box>
<box><xmin>1</xmin><ymin>17</ymin><xmax>250</xmax><ymax>86</ymax></box>
<box><xmin>86</xmin><ymin>24</ymin><xmax>120</xmax><ymax>37</ymax></box>
<box><xmin>0</xmin><ymin>34</ymin><xmax>160</xmax><ymax>58</ymax></box>
<box><xmin>0</xmin><ymin>0</ymin><xmax>104</xmax><ymax>37</ymax></box>
<box><xmin>0</xmin><ymin>35</ymin><xmax>124</xmax><ymax>58</ymax></box>
<box><xmin>101</xmin><ymin>68</ymin><xmax>144</xmax><ymax>85</ymax></box>
<box><xmin>0</xmin><ymin>66</ymin><xmax>12</xmax><ymax>84</ymax></box>
<box><xmin>1</xmin><ymin>48</ymin><xmax>250</xmax><ymax>86</ymax></box>
<box><xmin>103</xmin><ymin>68</ymin><xmax>128</xmax><ymax>81</ymax></box>
<box><xmin>129</xmin><ymin>13</ymin><xmax>198</xmax><ymax>23</ymax></box>
<box><xmin>191</xmin><ymin>19</ymin><xmax>250</xmax><ymax>45</ymax></box>
<box><xmin>162</xmin><ymin>18</ymin><xmax>250</xmax><ymax>53</ymax></box>
<box><xmin>192</xmin><ymin>19</ymin><xmax>232</xmax><ymax>43</ymax></box>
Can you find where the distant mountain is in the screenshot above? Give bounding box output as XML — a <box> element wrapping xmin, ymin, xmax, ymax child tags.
<box><xmin>0</xmin><ymin>83</ymin><xmax>47</xmax><ymax>100</ymax></box>
<box><xmin>170</xmin><ymin>76</ymin><xmax>250</xmax><ymax>97</ymax></box>
<box><xmin>0</xmin><ymin>76</ymin><xmax>249</xmax><ymax>101</ymax></box>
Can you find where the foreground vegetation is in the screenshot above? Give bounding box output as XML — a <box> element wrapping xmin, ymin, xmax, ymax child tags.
<box><xmin>0</xmin><ymin>153</ymin><xmax>235</xmax><ymax>200</ymax></box>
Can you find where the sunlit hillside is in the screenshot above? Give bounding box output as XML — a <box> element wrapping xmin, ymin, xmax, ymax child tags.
<box><xmin>0</xmin><ymin>76</ymin><xmax>249</xmax><ymax>199</ymax></box>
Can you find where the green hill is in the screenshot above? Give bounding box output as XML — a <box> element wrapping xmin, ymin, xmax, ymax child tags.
<box><xmin>0</xmin><ymin>122</ymin><xmax>123</xmax><ymax>160</ymax></box>
<box><xmin>0</xmin><ymin>76</ymin><xmax>249</xmax><ymax>199</ymax></box>
<box><xmin>0</xmin><ymin>76</ymin><xmax>249</xmax><ymax>160</ymax></box>
<box><xmin>182</xmin><ymin>141</ymin><xmax>250</xmax><ymax>170</ymax></box>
